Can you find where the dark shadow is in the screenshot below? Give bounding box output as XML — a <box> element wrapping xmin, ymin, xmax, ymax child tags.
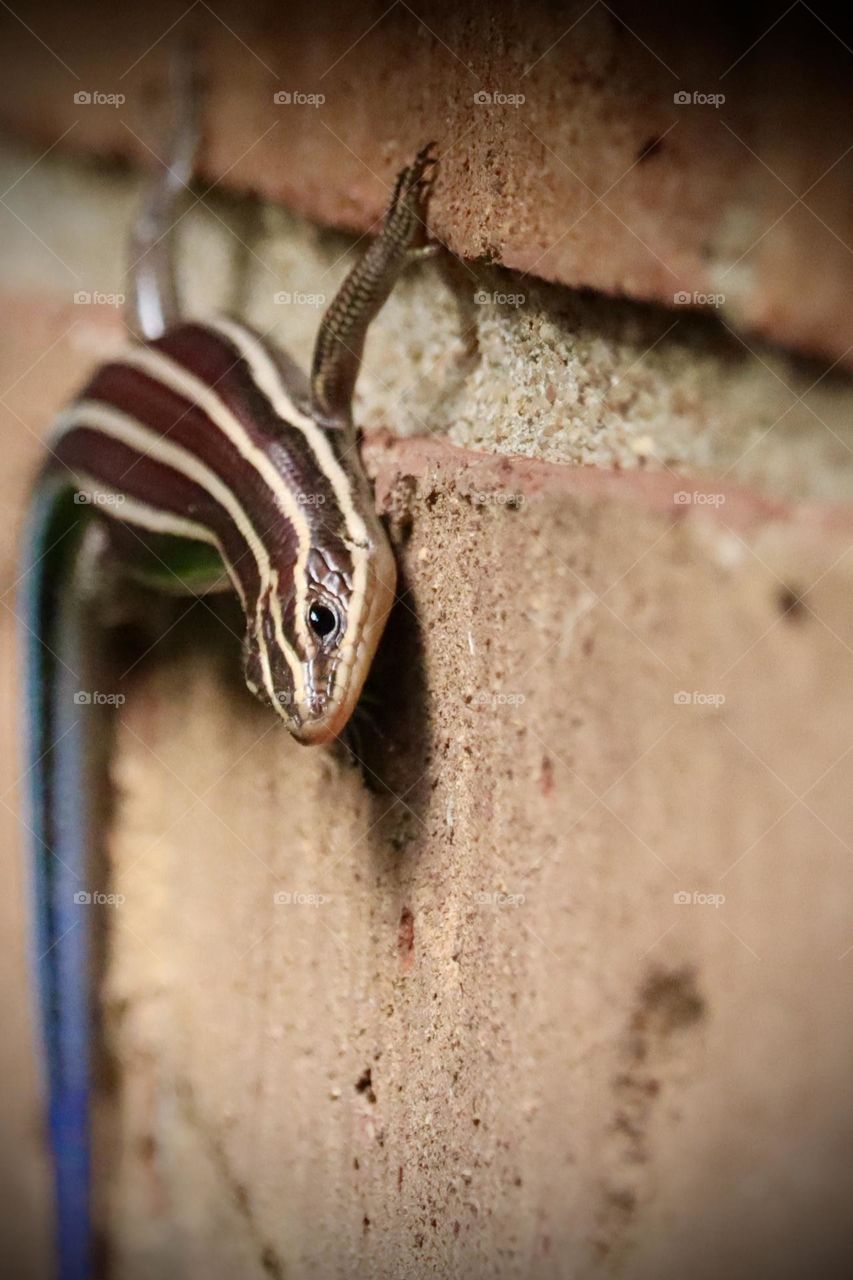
<box><xmin>341</xmin><ymin>550</ymin><xmax>434</xmax><ymax>863</ymax></box>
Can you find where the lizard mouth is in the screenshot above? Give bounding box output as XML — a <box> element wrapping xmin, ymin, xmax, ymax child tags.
<box><xmin>290</xmin><ymin>701</ymin><xmax>351</xmax><ymax>746</ymax></box>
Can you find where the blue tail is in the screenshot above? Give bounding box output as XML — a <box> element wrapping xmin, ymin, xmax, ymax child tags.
<box><xmin>21</xmin><ymin>476</ymin><xmax>95</xmax><ymax>1280</ymax></box>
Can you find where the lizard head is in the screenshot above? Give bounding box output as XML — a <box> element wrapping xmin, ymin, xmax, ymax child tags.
<box><xmin>242</xmin><ymin>507</ymin><xmax>397</xmax><ymax>745</ymax></box>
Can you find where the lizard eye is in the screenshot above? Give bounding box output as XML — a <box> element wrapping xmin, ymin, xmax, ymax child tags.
<box><xmin>307</xmin><ymin>602</ymin><xmax>339</xmax><ymax>640</ymax></box>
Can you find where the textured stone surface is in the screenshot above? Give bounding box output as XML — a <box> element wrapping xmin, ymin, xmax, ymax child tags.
<box><xmin>3</xmin><ymin>140</ymin><xmax>853</xmax><ymax>505</ymax></box>
<box><xmin>0</xmin><ymin>2</ymin><xmax>852</xmax><ymax>366</ymax></box>
<box><xmin>2</xmin><ymin>39</ymin><xmax>853</xmax><ymax>1276</ymax></box>
<box><xmin>96</xmin><ymin>439</ymin><xmax>853</xmax><ymax>1279</ymax></box>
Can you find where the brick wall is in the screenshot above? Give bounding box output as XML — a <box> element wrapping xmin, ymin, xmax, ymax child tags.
<box><xmin>2</xmin><ymin>4</ymin><xmax>853</xmax><ymax>1277</ymax></box>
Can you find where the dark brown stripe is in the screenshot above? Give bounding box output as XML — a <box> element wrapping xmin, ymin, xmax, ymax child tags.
<box><xmin>51</xmin><ymin>424</ymin><xmax>262</xmax><ymax>604</ymax></box>
<box><xmin>81</xmin><ymin>361</ymin><xmax>300</xmax><ymax>577</ymax></box>
<box><xmin>150</xmin><ymin>324</ymin><xmax>355</xmax><ymax>545</ymax></box>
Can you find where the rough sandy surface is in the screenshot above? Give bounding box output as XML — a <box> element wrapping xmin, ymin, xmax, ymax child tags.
<box><xmin>1</xmin><ymin>33</ymin><xmax>853</xmax><ymax>1272</ymax></box>
<box><xmin>2</xmin><ymin>1</ymin><xmax>853</xmax><ymax>367</ymax></box>
<box><xmin>2</xmin><ymin>142</ymin><xmax>853</xmax><ymax>506</ymax></box>
<box><xmin>97</xmin><ymin>439</ymin><xmax>853</xmax><ymax>1278</ymax></box>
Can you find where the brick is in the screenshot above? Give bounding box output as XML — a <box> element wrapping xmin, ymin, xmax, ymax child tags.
<box><xmin>0</xmin><ymin>1</ymin><xmax>852</xmax><ymax>366</ymax></box>
<box><xmin>99</xmin><ymin>435</ymin><xmax>853</xmax><ymax>1278</ymax></box>
<box><xmin>2</xmin><ymin>21</ymin><xmax>853</xmax><ymax>1273</ymax></box>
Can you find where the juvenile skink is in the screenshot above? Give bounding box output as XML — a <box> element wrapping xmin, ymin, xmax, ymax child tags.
<box><xmin>20</xmin><ymin>57</ymin><xmax>435</xmax><ymax>1278</ymax></box>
